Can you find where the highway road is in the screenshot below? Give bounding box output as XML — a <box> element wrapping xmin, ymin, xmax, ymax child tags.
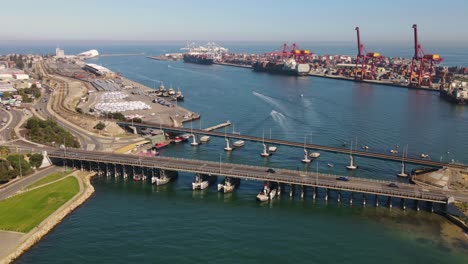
<box><xmin>0</xmin><ymin>166</ymin><xmax>60</xmax><ymax>201</ymax></box>
<box><xmin>38</xmin><ymin>146</ymin><xmax>466</xmax><ymax>204</ymax></box>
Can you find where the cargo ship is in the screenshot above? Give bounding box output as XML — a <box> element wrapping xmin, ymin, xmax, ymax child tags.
<box><xmin>181</xmin><ymin>42</ymin><xmax>228</xmax><ymax>66</ymax></box>
<box><xmin>253</xmin><ymin>58</ymin><xmax>310</xmax><ymax>76</ymax></box>
<box><xmin>440</xmin><ymin>88</ymin><xmax>467</xmax><ymax>105</ymax></box>
<box><xmin>182</xmin><ymin>53</ymin><xmax>214</xmax><ymax>65</ymax></box>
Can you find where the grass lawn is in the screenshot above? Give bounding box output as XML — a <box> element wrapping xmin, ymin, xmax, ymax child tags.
<box><xmin>0</xmin><ymin>177</ymin><xmax>79</xmax><ymax>233</ymax></box>
<box><xmin>26</xmin><ymin>170</ymin><xmax>73</xmax><ymax>189</ymax></box>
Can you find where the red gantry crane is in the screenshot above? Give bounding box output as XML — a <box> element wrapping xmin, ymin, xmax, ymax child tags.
<box><xmin>354</xmin><ymin>27</ymin><xmax>384</xmax><ymax>80</ymax></box>
<box><xmin>265</xmin><ymin>43</ymin><xmax>313</xmax><ymax>63</ymax></box>
<box><xmin>408</xmin><ymin>24</ymin><xmax>443</xmax><ymax>87</ymax></box>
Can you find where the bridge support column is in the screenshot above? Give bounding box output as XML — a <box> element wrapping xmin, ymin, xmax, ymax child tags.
<box><xmin>114</xmin><ymin>164</ymin><xmax>117</xmax><ymax>177</ymax></box>
<box><xmin>312</xmin><ymin>187</ymin><xmax>317</xmax><ymax>200</ymax></box>
<box><xmin>337</xmin><ymin>191</ymin><xmax>341</xmax><ymax>203</ymax></box>
<box><xmin>277</xmin><ymin>183</ymin><xmax>282</xmax><ymax>196</ymax></box>
<box><xmin>349</xmin><ymin>192</ymin><xmax>353</xmax><ymax>205</ymax></box>
<box><xmin>362</xmin><ymin>194</ymin><xmax>366</xmax><ymax>206</ymax></box>
<box><xmin>72</xmin><ymin>160</ymin><xmax>75</xmax><ymax>170</ymax></box>
<box><xmin>142</xmin><ymin>167</ymin><xmax>147</xmax><ymax>181</ymax></box>
<box><xmin>123</xmin><ymin>165</ymin><xmax>127</xmax><ymax>179</ymax></box>
<box><xmin>301</xmin><ymin>186</ymin><xmax>306</xmax><ymax>199</ymax></box>
<box><xmin>401</xmin><ymin>199</ymin><xmax>406</xmax><ymax>210</ymax></box>
<box><xmin>289</xmin><ymin>185</ymin><xmax>295</xmax><ymax>197</ymax></box>
<box><xmin>325</xmin><ymin>188</ymin><xmax>329</xmax><ymax>201</ymax></box>
<box><xmin>375</xmin><ymin>195</ymin><xmax>379</xmax><ymax>207</ymax></box>
<box><xmin>415</xmin><ymin>200</ymin><xmax>420</xmax><ymax>211</ymax></box>
<box><xmin>89</xmin><ymin>161</ymin><xmax>92</xmax><ymax>172</ymax></box>
<box><xmin>106</xmin><ymin>164</ymin><xmax>110</xmax><ymax>177</ymax></box>
<box><xmin>80</xmin><ymin>160</ymin><xmax>83</xmax><ymax>171</ymax></box>
<box><xmin>388</xmin><ymin>197</ymin><xmax>392</xmax><ymax>208</ymax></box>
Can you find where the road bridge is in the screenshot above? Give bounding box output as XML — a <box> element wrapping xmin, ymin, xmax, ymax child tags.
<box><xmin>35</xmin><ymin>147</ymin><xmax>463</xmax><ymax>206</ymax></box>
<box><xmin>117</xmin><ymin>122</ymin><xmax>468</xmax><ymax>170</ymax></box>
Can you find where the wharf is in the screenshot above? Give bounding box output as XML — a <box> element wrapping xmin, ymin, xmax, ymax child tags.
<box><xmin>203</xmin><ymin>121</ymin><xmax>231</xmax><ymax>131</ymax></box>
<box><xmin>213</xmin><ymin>62</ymin><xmax>252</xmax><ymax>69</ymax></box>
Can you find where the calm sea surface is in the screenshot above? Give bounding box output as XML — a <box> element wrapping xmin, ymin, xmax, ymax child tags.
<box><xmin>3</xmin><ymin>43</ymin><xmax>467</xmax><ymax>263</ymax></box>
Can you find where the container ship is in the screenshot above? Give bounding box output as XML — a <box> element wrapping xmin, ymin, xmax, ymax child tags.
<box><xmin>253</xmin><ymin>58</ymin><xmax>311</xmax><ymax>76</ymax></box>
<box><xmin>182</xmin><ymin>54</ymin><xmax>214</xmax><ymax>65</ymax></box>
<box><xmin>181</xmin><ymin>42</ymin><xmax>228</xmax><ymax>66</ymax></box>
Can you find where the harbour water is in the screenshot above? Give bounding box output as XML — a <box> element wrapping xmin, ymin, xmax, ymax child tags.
<box><xmin>6</xmin><ymin>43</ymin><xmax>468</xmax><ymax>263</ymax></box>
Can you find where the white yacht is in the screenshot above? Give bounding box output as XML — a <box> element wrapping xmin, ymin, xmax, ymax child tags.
<box><xmin>217</xmin><ymin>177</ymin><xmax>240</xmax><ymax>193</ymax></box>
<box><xmin>233</xmin><ymin>140</ymin><xmax>245</xmax><ymax>147</ymax></box>
<box><xmin>192</xmin><ymin>173</ymin><xmax>217</xmax><ymax>190</ymax></box>
<box><xmin>200</xmin><ymin>136</ymin><xmax>210</xmax><ymax>143</ymax></box>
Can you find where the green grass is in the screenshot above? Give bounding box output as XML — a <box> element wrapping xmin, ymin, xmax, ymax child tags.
<box><xmin>0</xmin><ymin>177</ymin><xmax>79</xmax><ymax>233</ymax></box>
<box><xmin>26</xmin><ymin>170</ymin><xmax>72</xmax><ymax>189</ymax></box>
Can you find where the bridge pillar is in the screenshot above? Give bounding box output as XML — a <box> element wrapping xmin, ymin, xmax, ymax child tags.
<box><xmin>289</xmin><ymin>185</ymin><xmax>295</xmax><ymax>197</ymax></box>
<box><xmin>349</xmin><ymin>192</ymin><xmax>353</xmax><ymax>205</ymax></box>
<box><xmin>375</xmin><ymin>195</ymin><xmax>379</xmax><ymax>207</ymax></box>
<box><xmin>277</xmin><ymin>182</ymin><xmax>282</xmax><ymax>196</ymax></box>
<box><xmin>401</xmin><ymin>199</ymin><xmax>406</xmax><ymax>210</ymax></box>
<box><xmin>114</xmin><ymin>164</ymin><xmax>118</xmax><ymax>177</ymax></box>
<box><xmin>312</xmin><ymin>187</ymin><xmax>317</xmax><ymax>200</ymax></box>
<box><xmin>325</xmin><ymin>188</ymin><xmax>329</xmax><ymax>201</ymax></box>
<box><xmin>388</xmin><ymin>197</ymin><xmax>392</xmax><ymax>208</ymax></box>
<box><xmin>89</xmin><ymin>161</ymin><xmax>92</xmax><ymax>172</ymax></box>
<box><xmin>362</xmin><ymin>194</ymin><xmax>366</xmax><ymax>206</ymax></box>
<box><xmin>301</xmin><ymin>186</ymin><xmax>306</xmax><ymax>199</ymax></box>
<box><xmin>72</xmin><ymin>160</ymin><xmax>75</xmax><ymax>170</ymax></box>
<box><xmin>337</xmin><ymin>191</ymin><xmax>341</xmax><ymax>203</ymax></box>
<box><xmin>80</xmin><ymin>160</ymin><xmax>83</xmax><ymax>171</ymax></box>
<box><xmin>132</xmin><ymin>166</ymin><xmax>135</xmax><ymax>177</ymax></box>
<box><xmin>142</xmin><ymin>167</ymin><xmax>147</xmax><ymax>181</ymax></box>
<box><xmin>123</xmin><ymin>165</ymin><xmax>127</xmax><ymax>179</ymax></box>
<box><xmin>415</xmin><ymin>200</ymin><xmax>420</xmax><ymax>211</ymax></box>
<box><xmin>429</xmin><ymin>202</ymin><xmax>434</xmax><ymax>213</ymax></box>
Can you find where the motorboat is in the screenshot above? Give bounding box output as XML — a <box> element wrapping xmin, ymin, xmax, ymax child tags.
<box><xmin>256</xmin><ymin>182</ymin><xmax>278</xmax><ymax>202</ymax></box>
<box><xmin>200</xmin><ymin>136</ymin><xmax>210</xmax><ymax>143</ymax></box>
<box><xmin>233</xmin><ymin>140</ymin><xmax>245</xmax><ymax>147</ymax></box>
<box><xmin>390</xmin><ymin>149</ymin><xmax>399</xmax><ymax>154</ymax></box>
<box><xmin>133</xmin><ymin>174</ymin><xmax>143</xmax><ymax>181</ymax></box>
<box><xmin>217</xmin><ymin>177</ymin><xmax>240</xmax><ymax>193</ymax></box>
<box><xmin>152</xmin><ymin>170</ymin><xmax>177</xmax><ymax>186</ymax></box>
<box><xmin>327</xmin><ymin>163</ymin><xmax>334</xmax><ymax>167</ymax></box>
<box><xmin>268</xmin><ymin>146</ymin><xmax>278</xmax><ymax>152</ymax></box>
<box><xmin>154</xmin><ymin>141</ymin><xmax>170</xmax><ymax>149</ymax></box>
<box><xmin>362</xmin><ymin>145</ymin><xmax>369</xmax><ymax>150</ymax></box>
<box><xmin>168</xmin><ymin>85</ymin><xmax>176</xmax><ymax>95</ymax></box>
<box><xmin>309</xmin><ymin>152</ymin><xmax>321</xmax><ymax>158</ymax></box>
<box><xmin>420</xmin><ymin>153</ymin><xmax>430</xmax><ymax>158</ymax></box>
<box><xmin>192</xmin><ymin>173</ymin><xmax>217</xmax><ymax>190</ymax></box>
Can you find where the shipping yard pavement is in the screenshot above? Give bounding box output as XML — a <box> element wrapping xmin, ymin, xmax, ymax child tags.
<box><xmin>78</xmin><ymin>77</ymin><xmax>200</xmax><ymax>127</ymax></box>
<box><xmin>0</xmin><ymin>169</ymin><xmax>96</xmax><ymax>263</ymax></box>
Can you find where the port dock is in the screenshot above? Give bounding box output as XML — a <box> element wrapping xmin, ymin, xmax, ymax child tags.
<box><xmin>202</xmin><ymin>121</ymin><xmax>231</xmax><ymax>131</ymax></box>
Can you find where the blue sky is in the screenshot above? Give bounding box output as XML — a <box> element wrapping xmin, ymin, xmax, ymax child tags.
<box><xmin>2</xmin><ymin>0</ymin><xmax>467</xmax><ymax>43</ymax></box>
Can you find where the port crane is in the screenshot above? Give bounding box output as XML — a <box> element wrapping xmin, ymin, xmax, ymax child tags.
<box><xmin>265</xmin><ymin>43</ymin><xmax>313</xmax><ymax>63</ymax></box>
<box><xmin>408</xmin><ymin>24</ymin><xmax>443</xmax><ymax>87</ymax></box>
<box><xmin>354</xmin><ymin>27</ymin><xmax>384</xmax><ymax>80</ymax></box>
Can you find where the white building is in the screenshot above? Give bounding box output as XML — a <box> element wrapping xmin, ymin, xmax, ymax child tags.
<box><xmin>78</xmin><ymin>49</ymin><xmax>99</xmax><ymax>59</ymax></box>
<box><xmin>56</xmin><ymin>47</ymin><xmax>65</xmax><ymax>58</ymax></box>
<box><xmin>13</xmin><ymin>73</ymin><xmax>29</xmax><ymax>80</ymax></box>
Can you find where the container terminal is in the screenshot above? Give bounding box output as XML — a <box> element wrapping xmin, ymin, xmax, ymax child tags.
<box><xmin>149</xmin><ymin>24</ymin><xmax>468</xmax><ymax>104</ymax></box>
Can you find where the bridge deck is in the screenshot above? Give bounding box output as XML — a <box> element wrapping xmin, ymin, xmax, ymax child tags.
<box><xmin>47</xmin><ymin>148</ymin><xmax>456</xmax><ymax>204</ymax></box>
<box><xmin>117</xmin><ymin>122</ymin><xmax>467</xmax><ymax>170</ymax></box>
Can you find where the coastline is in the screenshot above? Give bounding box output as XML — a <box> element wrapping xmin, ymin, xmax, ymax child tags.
<box><xmin>0</xmin><ymin>171</ymin><xmax>96</xmax><ymax>264</ymax></box>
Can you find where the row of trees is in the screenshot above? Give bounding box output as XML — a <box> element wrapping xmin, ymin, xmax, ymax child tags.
<box><xmin>0</xmin><ymin>149</ymin><xmax>43</xmax><ymax>183</ymax></box>
<box><xmin>25</xmin><ymin>117</ymin><xmax>80</xmax><ymax>148</ymax></box>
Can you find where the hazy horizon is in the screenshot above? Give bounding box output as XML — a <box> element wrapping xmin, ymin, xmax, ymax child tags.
<box><xmin>1</xmin><ymin>0</ymin><xmax>467</xmax><ymax>44</ymax></box>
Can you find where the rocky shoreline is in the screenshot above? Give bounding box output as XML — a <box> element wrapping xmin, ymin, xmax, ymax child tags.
<box><xmin>1</xmin><ymin>171</ymin><xmax>96</xmax><ymax>264</ymax></box>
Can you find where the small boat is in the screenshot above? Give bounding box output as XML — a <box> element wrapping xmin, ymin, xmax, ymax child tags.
<box><xmin>327</xmin><ymin>163</ymin><xmax>334</xmax><ymax>167</ymax></box>
<box><xmin>260</xmin><ymin>143</ymin><xmax>270</xmax><ymax>157</ymax></box>
<box><xmin>224</xmin><ymin>138</ymin><xmax>233</xmax><ymax>151</ymax></box>
<box><xmin>154</xmin><ymin>141</ymin><xmax>170</xmax><ymax>149</ymax></box>
<box><xmin>158</xmin><ymin>82</ymin><xmax>166</xmax><ymax>92</ymax></box>
<box><xmin>268</xmin><ymin>146</ymin><xmax>278</xmax><ymax>152</ymax></box>
<box><xmin>133</xmin><ymin>174</ymin><xmax>142</xmax><ymax>182</ymax></box>
<box><xmin>173</xmin><ymin>136</ymin><xmax>185</xmax><ymax>143</ymax></box>
<box><xmin>309</xmin><ymin>152</ymin><xmax>321</xmax><ymax>158</ymax></box>
<box><xmin>302</xmin><ymin>149</ymin><xmax>311</xmax><ymax>163</ymax></box>
<box><xmin>168</xmin><ymin>85</ymin><xmax>176</xmax><ymax>95</ymax></box>
<box><xmin>175</xmin><ymin>88</ymin><xmax>184</xmax><ymax>101</ymax></box>
<box><xmin>390</xmin><ymin>149</ymin><xmax>399</xmax><ymax>154</ymax></box>
<box><xmin>152</xmin><ymin>170</ymin><xmax>177</xmax><ymax>186</ymax></box>
<box><xmin>233</xmin><ymin>140</ymin><xmax>245</xmax><ymax>147</ymax></box>
<box><xmin>192</xmin><ymin>173</ymin><xmax>217</xmax><ymax>190</ymax></box>
<box><xmin>420</xmin><ymin>153</ymin><xmax>429</xmax><ymax>158</ymax></box>
<box><xmin>217</xmin><ymin>177</ymin><xmax>240</xmax><ymax>193</ymax></box>
<box><xmin>362</xmin><ymin>145</ymin><xmax>369</xmax><ymax>150</ymax></box>
<box><xmin>256</xmin><ymin>182</ymin><xmax>278</xmax><ymax>202</ymax></box>
<box><xmin>200</xmin><ymin>136</ymin><xmax>210</xmax><ymax>143</ymax></box>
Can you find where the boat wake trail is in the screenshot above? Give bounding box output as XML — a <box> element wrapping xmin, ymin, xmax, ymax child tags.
<box><xmin>126</xmin><ymin>71</ymin><xmax>162</xmax><ymax>84</ymax></box>
<box><xmin>270</xmin><ymin>110</ymin><xmax>288</xmax><ymax>129</ymax></box>
<box><xmin>252</xmin><ymin>91</ymin><xmax>287</xmax><ymax>113</ymax></box>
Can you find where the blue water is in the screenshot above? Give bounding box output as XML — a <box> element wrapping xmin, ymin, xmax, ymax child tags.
<box><xmin>6</xmin><ymin>43</ymin><xmax>468</xmax><ymax>263</ymax></box>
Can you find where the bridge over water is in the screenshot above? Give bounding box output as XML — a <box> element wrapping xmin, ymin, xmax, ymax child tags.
<box><xmin>117</xmin><ymin>122</ymin><xmax>468</xmax><ymax>170</ymax></box>
<box><xmin>37</xmin><ymin>147</ymin><xmax>461</xmax><ymax>206</ymax></box>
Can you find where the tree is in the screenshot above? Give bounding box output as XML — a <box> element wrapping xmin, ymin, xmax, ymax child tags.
<box><xmin>29</xmin><ymin>153</ymin><xmax>44</xmax><ymax>168</ymax></box>
<box><xmin>94</xmin><ymin>122</ymin><xmax>106</xmax><ymax>130</ymax></box>
<box><xmin>7</xmin><ymin>154</ymin><xmax>32</xmax><ymax>177</ymax></box>
<box><xmin>0</xmin><ymin>146</ymin><xmax>10</xmax><ymax>155</ymax></box>
<box><xmin>2</xmin><ymin>91</ymin><xmax>10</xmax><ymax>99</ymax></box>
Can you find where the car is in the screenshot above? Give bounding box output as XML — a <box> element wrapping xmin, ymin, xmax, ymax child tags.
<box><xmin>336</xmin><ymin>176</ymin><xmax>349</xmax><ymax>181</ymax></box>
<box><xmin>265</xmin><ymin>168</ymin><xmax>276</xmax><ymax>173</ymax></box>
<box><xmin>388</xmin><ymin>183</ymin><xmax>399</xmax><ymax>188</ymax></box>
